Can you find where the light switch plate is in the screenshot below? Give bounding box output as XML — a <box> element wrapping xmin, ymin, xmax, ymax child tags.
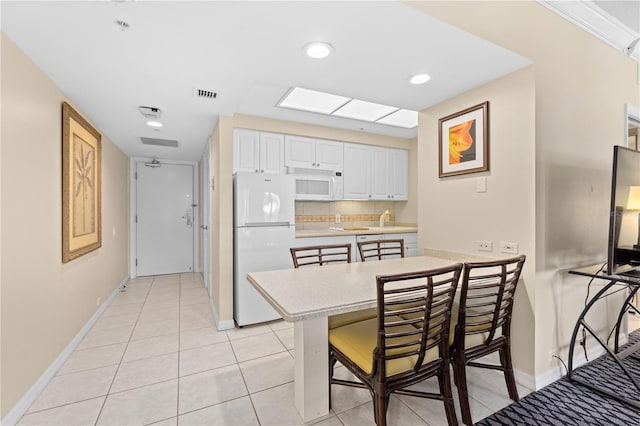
<box><xmin>476</xmin><ymin>176</ymin><xmax>487</xmax><ymax>193</ymax></box>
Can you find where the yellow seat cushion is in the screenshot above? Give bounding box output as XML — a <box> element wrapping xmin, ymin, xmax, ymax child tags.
<box><xmin>329</xmin><ymin>317</ymin><xmax>440</xmax><ymax>376</ymax></box>
<box><xmin>449</xmin><ymin>302</ymin><xmax>492</xmax><ymax>348</ymax></box>
<box><xmin>328</xmin><ymin>308</ymin><xmax>377</xmax><ymax>329</ymax></box>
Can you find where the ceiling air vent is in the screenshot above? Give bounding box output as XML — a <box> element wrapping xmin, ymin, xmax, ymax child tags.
<box><xmin>139</xmin><ymin>137</ymin><xmax>179</xmax><ymax>148</ymax></box>
<box><xmin>138</xmin><ymin>106</ymin><xmax>162</xmax><ymax>119</ymax></box>
<box><xmin>194</xmin><ymin>88</ymin><xmax>217</xmax><ymax>99</ymax></box>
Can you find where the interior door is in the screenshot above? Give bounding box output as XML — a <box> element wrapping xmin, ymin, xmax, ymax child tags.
<box><xmin>136</xmin><ymin>161</ymin><xmax>194</xmax><ymax>276</ymax></box>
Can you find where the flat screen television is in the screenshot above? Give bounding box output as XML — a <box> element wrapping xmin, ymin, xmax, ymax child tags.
<box><xmin>607</xmin><ymin>145</ymin><xmax>640</xmax><ymax>275</ymax></box>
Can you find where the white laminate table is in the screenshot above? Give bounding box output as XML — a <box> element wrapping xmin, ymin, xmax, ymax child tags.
<box><xmin>247</xmin><ymin>255</ymin><xmax>460</xmax><ymax>423</ymax></box>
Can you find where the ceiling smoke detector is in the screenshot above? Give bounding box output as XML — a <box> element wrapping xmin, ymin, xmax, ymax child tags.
<box><xmin>138</xmin><ymin>106</ymin><xmax>161</xmax><ymax>119</ymax></box>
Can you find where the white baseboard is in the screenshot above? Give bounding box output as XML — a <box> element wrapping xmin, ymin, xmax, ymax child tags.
<box><xmin>535</xmin><ymin>344</ymin><xmax>607</xmax><ymax>390</ymax></box>
<box><xmin>209</xmin><ymin>295</ymin><xmax>234</xmax><ymax>331</ymax></box>
<box><xmin>1</xmin><ymin>275</ymin><xmax>129</xmax><ymax>426</ymax></box>
<box><xmin>514</xmin><ymin>368</ymin><xmax>536</xmax><ymax>391</ymax></box>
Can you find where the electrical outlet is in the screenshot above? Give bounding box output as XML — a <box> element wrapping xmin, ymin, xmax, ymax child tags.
<box><xmin>500</xmin><ymin>241</ymin><xmax>519</xmax><ymax>254</ymax></box>
<box><xmin>335</xmin><ymin>213</ymin><xmax>341</xmax><ymax>223</ymax></box>
<box><xmin>549</xmin><ymin>349</ymin><xmax>558</xmax><ymax>362</ymax></box>
<box><xmin>476</xmin><ymin>241</ymin><xmax>493</xmax><ymax>252</ymax></box>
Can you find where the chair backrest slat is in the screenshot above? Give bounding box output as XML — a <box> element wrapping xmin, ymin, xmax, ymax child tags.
<box><xmin>290</xmin><ymin>243</ymin><xmax>351</xmax><ymax>268</ymax></box>
<box><xmin>375</xmin><ymin>264</ymin><xmax>463</xmax><ymax>377</ymax></box>
<box><xmin>358</xmin><ymin>239</ymin><xmax>404</xmax><ymax>262</ymax></box>
<box><xmin>457</xmin><ymin>255</ymin><xmax>526</xmax><ymax>346</ymax></box>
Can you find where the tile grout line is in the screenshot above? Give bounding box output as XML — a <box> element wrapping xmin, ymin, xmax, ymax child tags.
<box><xmin>93</xmin><ymin>276</ymin><xmax>155</xmax><ymax>426</ymax></box>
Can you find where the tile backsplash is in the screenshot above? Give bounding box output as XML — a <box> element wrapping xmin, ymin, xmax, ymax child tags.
<box><xmin>295</xmin><ymin>200</ymin><xmax>397</xmax><ymax>230</ymax></box>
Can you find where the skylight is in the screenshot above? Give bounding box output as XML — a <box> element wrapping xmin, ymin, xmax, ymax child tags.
<box><xmin>332</xmin><ymin>99</ymin><xmax>399</xmax><ymax>122</ymax></box>
<box><xmin>277</xmin><ymin>87</ymin><xmax>418</xmax><ymax>129</ymax></box>
<box><xmin>278</xmin><ymin>87</ymin><xmax>350</xmax><ymax>114</ymax></box>
<box><xmin>376</xmin><ymin>109</ymin><xmax>419</xmax><ymax>128</ymax></box>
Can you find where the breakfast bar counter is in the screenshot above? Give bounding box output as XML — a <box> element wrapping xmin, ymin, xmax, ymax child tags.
<box><xmin>247</xmin><ymin>255</ymin><xmax>459</xmax><ymax>422</ymax></box>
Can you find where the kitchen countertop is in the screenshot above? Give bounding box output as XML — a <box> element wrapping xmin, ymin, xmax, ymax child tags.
<box><xmin>295</xmin><ymin>225</ymin><xmax>417</xmax><ymax>238</ymax></box>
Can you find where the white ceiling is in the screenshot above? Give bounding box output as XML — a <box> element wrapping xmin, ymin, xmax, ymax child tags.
<box><xmin>594</xmin><ymin>0</ymin><xmax>640</xmax><ymax>34</ymax></box>
<box><xmin>2</xmin><ymin>1</ymin><xmax>535</xmax><ymax>161</ymax></box>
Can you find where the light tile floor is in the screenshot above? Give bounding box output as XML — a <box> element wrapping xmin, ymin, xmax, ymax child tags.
<box><xmin>18</xmin><ymin>273</ymin><xmax>530</xmax><ymax>425</ymax></box>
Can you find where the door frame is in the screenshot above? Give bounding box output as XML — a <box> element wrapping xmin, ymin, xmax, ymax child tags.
<box><xmin>200</xmin><ymin>142</ymin><xmax>212</xmax><ymax>292</ymax></box>
<box><xmin>129</xmin><ymin>157</ymin><xmax>199</xmax><ymax>279</ymax></box>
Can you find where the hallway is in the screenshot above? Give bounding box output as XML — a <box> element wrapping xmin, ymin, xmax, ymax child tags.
<box><xmin>17</xmin><ymin>273</ymin><xmax>528</xmax><ymax>425</ymax></box>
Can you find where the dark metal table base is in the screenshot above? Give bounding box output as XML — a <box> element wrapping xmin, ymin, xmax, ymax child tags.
<box><xmin>568</xmin><ymin>265</ymin><xmax>640</xmax><ymax>408</ymax></box>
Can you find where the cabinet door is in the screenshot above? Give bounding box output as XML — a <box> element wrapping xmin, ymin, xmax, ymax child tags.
<box><xmin>233</xmin><ymin>129</ymin><xmax>260</xmax><ymax>173</ymax></box>
<box><xmin>285</xmin><ymin>135</ymin><xmax>315</xmax><ymax>169</ymax></box>
<box><xmin>343</xmin><ymin>143</ymin><xmax>371</xmax><ymax>200</ymax></box>
<box><xmin>389</xmin><ymin>149</ymin><xmax>408</xmax><ymax>200</ymax></box>
<box><xmin>260</xmin><ymin>132</ymin><xmax>285</xmax><ymax>174</ymax></box>
<box><xmin>370</xmin><ymin>147</ymin><xmax>390</xmax><ymax>200</ymax></box>
<box><xmin>392</xmin><ymin>233</ymin><xmax>418</xmax><ymax>257</ymax></box>
<box><xmin>315</xmin><ymin>140</ymin><xmax>344</xmax><ymax>171</ymax></box>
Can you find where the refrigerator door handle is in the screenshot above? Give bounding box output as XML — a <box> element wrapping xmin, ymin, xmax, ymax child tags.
<box><xmin>243</xmin><ymin>222</ymin><xmax>292</xmax><ymax>228</ymax></box>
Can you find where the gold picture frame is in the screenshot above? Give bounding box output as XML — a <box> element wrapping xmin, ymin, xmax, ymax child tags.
<box><xmin>438</xmin><ymin>101</ymin><xmax>489</xmax><ymax>178</ymax></box>
<box><xmin>62</xmin><ymin>102</ymin><xmax>102</xmax><ymax>263</ymax></box>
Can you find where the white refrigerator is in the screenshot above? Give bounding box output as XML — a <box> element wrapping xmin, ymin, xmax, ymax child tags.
<box><xmin>233</xmin><ymin>173</ymin><xmax>296</xmax><ymax>326</ymax></box>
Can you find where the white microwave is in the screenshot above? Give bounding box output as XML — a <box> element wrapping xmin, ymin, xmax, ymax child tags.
<box><xmin>290</xmin><ymin>169</ymin><xmax>343</xmax><ymax>201</ymax></box>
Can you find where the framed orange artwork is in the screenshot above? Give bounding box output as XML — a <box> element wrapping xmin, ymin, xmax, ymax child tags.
<box><xmin>62</xmin><ymin>102</ymin><xmax>102</xmax><ymax>263</ymax></box>
<box><xmin>438</xmin><ymin>101</ymin><xmax>489</xmax><ymax>178</ymax></box>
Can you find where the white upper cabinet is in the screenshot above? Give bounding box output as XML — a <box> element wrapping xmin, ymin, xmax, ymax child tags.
<box><xmin>370</xmin><ymin>147</ymin><xmax>390</xmax><ymax>200</ymax></box>
<box><xmin>260</xmin><ymin>132</ymin><xmax>286</xmax><ymax>174</ymax></box>
<box><xmin>285</xmin><ymin>136</ymin><xmax>343</xmax><ymax>171</ymax></box>
<box><xmin>343</xmin><ymin>143</ymin><xmax>372</xmax><ymax>199</ymax></box>
<box><xmin>389</xmin><ymin>148</ymin><xmax>408</xmax><ymax>200</ymax></box>
<box><xmin>233</xmin><ymin>129</ymin><xmax>284</xmax><ymax>174</ymax></box>
<box><xmin>234</xmin><ymin>129</ymin><xmax>407</xmax><ymax>200</ymax></box>
<box><xmin>315</xmin><ymin>140</ymin><xmax>343</xmax><ymax>171</ymax></box>
<box><xmin>344</xmin><ymin>144</ymin><xmax>409</xmax><ymax>200</ymax></box>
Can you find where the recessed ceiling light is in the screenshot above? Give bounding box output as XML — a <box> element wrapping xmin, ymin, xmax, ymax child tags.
<box><xmin>303</xmin><ymin>42</ymin><xmax>333</xmax><ymax>59</ymax></box>
<box><xmin>146</xmin><ymin>121</ymin><xmax>163</xmax><ymax>128</ymax></box>
<box><xmin>279</xmin><ymin>87</ymin><xmax>350</xmax><ymax>114</ymax></box>
<box><xmin>409</xmin><ymin>73</ymin><xmax>431</xmax><ymax>85</ymax></box>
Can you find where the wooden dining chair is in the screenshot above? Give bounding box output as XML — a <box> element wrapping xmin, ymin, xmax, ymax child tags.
<box><xmin>290</xmin><ymin>243</ymin><xmax>376</xmax><ymax>329</ymax></box>
<box><xmin>357</xmin><ymin>238</ymin><xmax>404</xmax><ymax>261</ymax></box>
<box><xmin>329</xmin><ymin>264</ymin><xmax>463</xmax><ymax>426</ymax></box>
<box><xmin>450</xmin><ymin>255</ymin><xmax>526</xmax><ymax>426</ymax></box>
<box><xmin>290</xmin><ymin>243</ymin><xmax>352</xmax><ymax>268</ymax></box>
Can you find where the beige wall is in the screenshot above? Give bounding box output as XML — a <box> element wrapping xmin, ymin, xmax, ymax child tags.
<box><xmin>419</xmin><ymin>67</ymin><xmax>537</xmax><ymax>376</ymax></box>
<box><xmin>209</xmin><ymin>114</ymin><xmax>417</xmax><ymax>324</ymax></box>
<box><xmin>209</xmin><ymin>117</ymin><xmax>234</xmax><ymax>323</ymax></box>
<box><xmin>1</xmin><ymin>34</ymin><xmax>130</xmax><ymax>416</ymax></box>
<box><xmin>409</xmin><ymin>1</ymin><xmax>640</xmax><ymax>381</ymax></box>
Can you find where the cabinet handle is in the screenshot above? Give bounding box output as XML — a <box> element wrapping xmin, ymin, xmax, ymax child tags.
<box><xmin>260</xmin><ymin>169</ymin><xmax>264</xmax><ymax>173</ymax></box>
<box><xmin>255</xmin><ymin>169</ymin><xmax>259</xmax><ymax>172</ymax></box>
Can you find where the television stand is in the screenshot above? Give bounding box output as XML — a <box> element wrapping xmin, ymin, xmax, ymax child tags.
<box><xmin>568</xmin><ymin>264</ymin><xmax>640</xmax><ymax>408</ymax></box>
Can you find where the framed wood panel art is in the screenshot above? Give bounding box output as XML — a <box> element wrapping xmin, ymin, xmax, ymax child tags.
<box><xmin>62</xmin><ymin>102</ymin><xmax>102</xmax><ymax>263</ymax></box>
<box><xmin>438</xmin><ymin>101</ymin><xmax>489</xmax><ymax>178</ymax></box>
